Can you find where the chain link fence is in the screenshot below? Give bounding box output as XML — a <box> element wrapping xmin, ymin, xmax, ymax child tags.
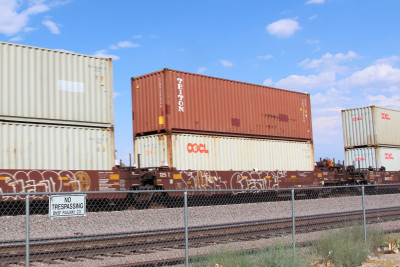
<box><xmin>0</xmin><ymin>184</ymin><xmax>399</xmax><ymax>266</ymax></box>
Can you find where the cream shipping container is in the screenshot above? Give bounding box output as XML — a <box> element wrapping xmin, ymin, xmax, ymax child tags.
<box><xmin>342</xmin><ymin>106</ymin><xmax>400</xmax><ymax>148</ymax></box>
<box><xmin>0</xmin><ymin>121</ymin><xmax>114</xmax><ymax>170</ymax></box>
<box><xmin>134</xmin><ymin>133</ymin><xmax>314</xmax><ymax>171</ymax></box>
<box><xmin>345</xmin><ymin>147</ymin><xmax>400</xmax><ymax>171</ymax></box>
<box><xmin>0</xmin><ymin>41</ymin><xmax>113</xmax><ymax>127</ymax></box>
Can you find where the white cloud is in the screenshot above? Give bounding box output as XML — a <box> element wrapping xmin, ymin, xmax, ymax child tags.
<box><xmin>313</xmin><ymin>115</ymin><xmax>342</xmax><ymax>135</ymax></box>
<box><xmin>273</xmin><ymin>52</ymin><xmax>400</xmax><ymax>95</ymax></box>
<box><xmin>271</xmin><ymin>52</ymin><xmax>400</xmax><ymax>160</ymax></box>
<box><xmin>42</xmin><ymin>19</ymin><xmax>60</xmax><ymax>34</ymax></box>
<box><xmin>93</xmin><ymin>49</ymin><xmax>120</xmax><ymax>60</ymax></box>
<box><xmin>266</xmin><ymin>18</ymin><xmax>301</xmax><ymax>38</ymax></box>
<box><xmin>275</xmin><ymin>72</ymin><xmax>336</xmax><ymax>91</ymax></box>
<box><xmin>312</xmin><ymin>114</ymin><xmax>344</xmax><ymax>158</ymax></box>
<box><xmin>219</xmin><ymin>59</ymin><xmax>234</xmax><ymax>67</ymax></box>
<box><xmin>118</xmin><ymin>41</ymin><xmax>140</xmax><ymax>48</ymax></box>
<box><xmin>198</xmin><ymin>67</ymin><xmax>207</xmax><ymax>74</ymax></box>
<box><xmin>308</xmin><ymin>14</ymin><xmax>318</xmax><ymax>20</ymax></box>
<box><xmin>257</xmin><ymin>55</ymin><xmax>273</xmax><ymax>60</ymax></box>
<box><xmin>263</xmin><ymin>78</ymin><xmax>273</xmax><ymax>86</ymax></box>
<box><xmin>311</xmin><ymin>88</ymin><xmax>352</xmax><ymax>108</ymax></box>
<box><xmin>133</xmin><ymin>35</ymin><xmax>142</xmax><ymax>39</ymax></box>
<box><xmin>375</xmin><ymin>56</ymin><xmax>399</xmax><ymax>66</ymax></box>
<box><xmin>0</xmin><ymin>0</ymin><xmax>50</xmax><ymax>35</ymax></box>
<box><xmin>110</xmin><ymin>41</ymin><xmax>140</xmax><ymax>50</ymax></box>
<box><xmin>338</xmin><ymin>64</ymin><xmax>400</xmax><ymax>91</ymax></box>
<box><xmin>306</xmin><ymin>0</ymin><xmax>325</xmax><ymax>4</ymax></box>
<box><xmin>113</xmin><ymin>91</ymin><xmax>121</xmax><ymax>98</ymax></box>
<box><xmin>48</xmin><ymin>0</ymin><xmax>73</xmax><ymax>8</ymax></box>
<box><xmin>300</xmin><ymin>51</ymin><xmax>358</xmax><ymax>74</ymax></box>
<box><xmin>366</xmin><ymin>94</ymin><xmax>400</xmax><ymax>108</ymax></box>
<box><xmin>24</xmin><ymin>26</ymin><xmax>36</xmax><ymax>32</ymax></box>
<box><xmin>306</xmin><ymin>39</ymin><xmax>319</xmax><ymax>45</ymax></box>
<box><xmin>9</xmin><ymin>35</ymin><xmax>22</xmax><ymax>42</ymax></box>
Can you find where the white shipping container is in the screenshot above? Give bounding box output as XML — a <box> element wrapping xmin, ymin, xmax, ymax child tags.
<box><xmin>134</xmin><ymin>134</ymin><xmax>314</xmax><ymax>171</ymax></box>
<box><xmin>345</xmin><ymin>147</ymin><xmax>400</xmax><ymax>171</ymax></box>
<box><xmin>0</xmin><ymin>42</ymin><xmax>113</xmax><ymax>126</ymax></box>
<box><xmin>342</xmin><ymin>106</ymin><xmax>400</xmax><ymax>148</ymax></box>
<box><xmin>0</xmin><ymin>122</ymin><xmax>114</xmax><ymax>170</ymax></box>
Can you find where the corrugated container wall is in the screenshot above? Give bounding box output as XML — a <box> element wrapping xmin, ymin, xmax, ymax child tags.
<box><xmin>132</xmin><ymin>69</ymin><xmax>312</xmax><ymax>141</ymax></box>
<box><xmin>342</xmin><ymin>106</ymin><xmax>400</xmax><ymax>148</ymax></box>
<box><xmin>0</xmin><ymin>122</ymin><xmax>114</xmax><ymax>170</ymax></box>
<box><xmin>134</xmin><ymin>133</ymin><xmax>314</xmax><ymax>171</ymax></box>
<box><xmin>0</xmin><ymin>41</ymin><xmax>114</xmax><ymax>127</ymax></box>
<box><xmin>345</xmin><ymin>147</ymin><xmax>400</xmax><ymax>171</ymax></box>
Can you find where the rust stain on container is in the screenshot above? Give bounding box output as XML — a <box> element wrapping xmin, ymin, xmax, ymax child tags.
<box><xmin>132</xmin><ymin>69</ymin><xmax>312</xmax><ymax>141</ymax></box>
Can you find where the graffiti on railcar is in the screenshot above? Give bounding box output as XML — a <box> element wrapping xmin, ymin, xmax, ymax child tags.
<box><xmin>230</xmin><ymin>170</ymin><xmax>286</xmax><ymax>192</ymax></box>
<box><xmin>178</xmin><ymin>170</ymin><xmax>227</xmax><ymax>190</ymax></box>
<box><xmin>0</xmin><ymin>170</ymin><xmax>91</xmax><ymax>200</ymax></box>
<box><xmin>176</xmin><ymin>170</ymin><xmax>291</xmax><ymax>191</ymax></box>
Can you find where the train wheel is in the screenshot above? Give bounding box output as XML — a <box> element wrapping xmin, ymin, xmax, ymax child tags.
<box><xmin>306</xmin><ymin>190</ymin><xmax>320</xmax><ymax>199</ymax></box>
<box><xmin>153</xmin><ymin>192</ymin><xmax>171</xmax><ymax>206</ymax></box>
<box><xmin>132</xmin><ymin>191</ymin><xmax>153</xmax><ymax>210</ymax></box>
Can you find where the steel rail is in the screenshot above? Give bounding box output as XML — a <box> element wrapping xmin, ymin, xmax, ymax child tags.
<box><xmin>1</xmin><ymin>206</ymin><xmax>399</xmax><ymax>265</ymax></box>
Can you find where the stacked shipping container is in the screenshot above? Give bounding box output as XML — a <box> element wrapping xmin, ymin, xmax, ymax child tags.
<box><xmin>342</xmin><ymin>106</ymin><xmax>400</xmax><ymax>171</ymax></box>
<box><xmin>132</xmin><ymin>69</ymin><xmax>314</xmax><ymax>171</ymax></box>
<box><xmin>135</xmin><ymin>133</ymin><xmax>314</xmax><ymax>171</ymax></box>
<box><xmin>0</xmin><ymin>42</ymin><xmax>115</xmax><ymax>170</ymax></box>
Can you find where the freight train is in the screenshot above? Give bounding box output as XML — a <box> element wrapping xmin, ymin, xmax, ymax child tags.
<box><xmin>0</xmin><ymin>42</ymin><xmax>399</xmax><ymax>207</ymax></box>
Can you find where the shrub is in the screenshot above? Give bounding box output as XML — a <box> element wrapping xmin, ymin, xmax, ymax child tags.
<box><xmin>256</xmin><ymin>242</ymin><xmax>310</xmax><ymax>267</ymax></box>
<box><xmin>191</xmin><ymin>242</ymin><xmax>311</xmax><ymax>267</ymax></box>
<box><xmin>316</xmin><ymin>226</ymin><xmax>383</xmax><ymax>267</ymax></box>
<box><xmin>191</xmin><ymin>247</ymin><xmax>254</xmax><ymax>267</ymax></box>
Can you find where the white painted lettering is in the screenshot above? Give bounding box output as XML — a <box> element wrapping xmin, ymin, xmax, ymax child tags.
<box><xmin>177</xmin><ymin>78</ymin><xmax>184</xmax><ymax>112</ymax></box>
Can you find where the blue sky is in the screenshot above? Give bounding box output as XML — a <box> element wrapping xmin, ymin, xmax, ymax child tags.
<box><xmin>1</xmin><ymin>0</ymin><xmax>400</xmax><ymax>164</ymax></box>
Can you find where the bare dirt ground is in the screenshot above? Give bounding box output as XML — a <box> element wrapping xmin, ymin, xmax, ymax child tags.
<box><xmin>312</xmin><ymin>252</ymin><xmax>400</xmax><ymax>267</ymax></box>
<box><xmin>362</xmin><ymin>253</ymin><xmax>400</xmax><ymax>267</ymax></box>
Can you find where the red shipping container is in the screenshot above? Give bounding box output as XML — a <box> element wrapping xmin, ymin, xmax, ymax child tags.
<box><xmin>131</xmin><ymin>69</ymin><xmax>313</xmax><ymax>141</ymax></box>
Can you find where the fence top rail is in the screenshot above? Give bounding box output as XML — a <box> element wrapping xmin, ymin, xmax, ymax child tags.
<box><xmin>0</xmin><ymin>183</ymin><xmax>399</xmax><ymax>197</ymax></box>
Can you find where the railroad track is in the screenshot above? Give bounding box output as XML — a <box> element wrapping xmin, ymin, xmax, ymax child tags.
<box><xmin>1</xmin><ymin>207</ymin><xmax>400</xmax><ymax>266</ymax></box>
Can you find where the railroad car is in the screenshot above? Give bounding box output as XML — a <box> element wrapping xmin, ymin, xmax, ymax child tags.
<box><xmin>0</xmin><ymin>42</ymin><xmax>399</xmax><ymax>208</ymax></box>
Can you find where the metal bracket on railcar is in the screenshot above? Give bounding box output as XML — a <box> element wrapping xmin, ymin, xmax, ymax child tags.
<box><xmin>129</xmin><ymin>168</ymin><xmax>157</xmax><ymax>189</ymax></box>
<box><xmin>315</xmin><ymin>158</ymin><xmax>346</xmax><ymax>184</ymax></box>
<box><xmin>345</xmin><ymin>165</ymin><xmax>387</xmax><ymax>185</ymax></box>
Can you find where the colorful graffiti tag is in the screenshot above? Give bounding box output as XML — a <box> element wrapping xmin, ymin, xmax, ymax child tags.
<box><xmin>176</xmin><ymin>170</ymin><xmax>296</xmax><ymax>192</ymax></box>
<box><xmin>0</xmin><ymin>170</ymin><xmax>91</xmax><ymax>200</ymax></box>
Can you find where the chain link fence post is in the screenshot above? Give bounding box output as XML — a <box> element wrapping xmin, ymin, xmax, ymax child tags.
<box><xmin>184</xmin><ymin>191</ymin><xmax>189</xmax><ymax>267</ymax></box>
<box><xmin>291</xmin><ymin>188</ymin><xmax>296</xmax><ymax>257</ymax></box>
<box><xmin>25</xmin><ymin>194</ymin><xmax>30</xmax><ymax>267</ymax></box>
<box><xmin>361</xmin><ymin>185</ymin><xmax>367</xmax><ymax>244</ymax></box>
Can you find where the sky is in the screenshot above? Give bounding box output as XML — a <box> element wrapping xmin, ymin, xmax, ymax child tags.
<box><xmin>1</xmin><ymin>0</ymin><xmax>400</xmax><ymax>164</ymax></box>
